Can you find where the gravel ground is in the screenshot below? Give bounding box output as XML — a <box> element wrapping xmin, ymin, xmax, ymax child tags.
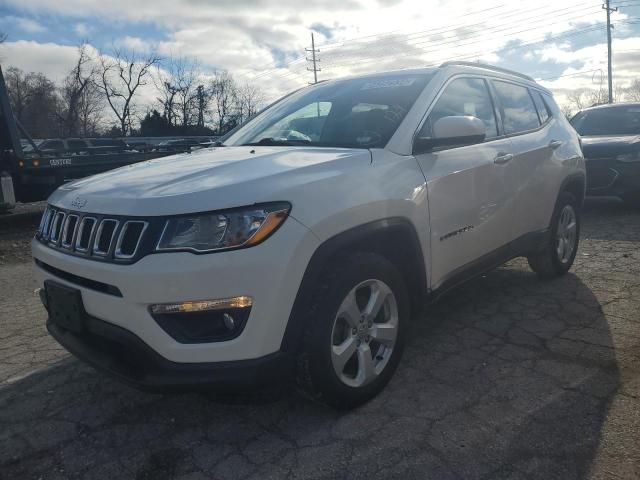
<box><xmin>0</xmin><ymin>198</ymin><xmax>639</xmax><ymax>480</ymax></box>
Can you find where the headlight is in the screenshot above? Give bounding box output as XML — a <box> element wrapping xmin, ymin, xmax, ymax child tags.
<box><xmin>156</xmin><ymin>202</ymin><xmax>290</xmax><ymax>253</ymax></box>
<box><xmin>616</xmin><ymin>151</ymin><xmax>640</xmax><ymax>163</ymax></box>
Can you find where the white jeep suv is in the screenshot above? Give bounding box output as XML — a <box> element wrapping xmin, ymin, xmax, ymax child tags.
<box><xmin>32</xmin><ymin>62</ymin><xmax>585</xmax><ymax>408</ymax></box>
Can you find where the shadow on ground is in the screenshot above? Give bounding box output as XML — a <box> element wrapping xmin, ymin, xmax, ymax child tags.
<box><xmin>0</xmin><ymin>262</ymin><xmax>620</xmax><ymax>479</ymax></box>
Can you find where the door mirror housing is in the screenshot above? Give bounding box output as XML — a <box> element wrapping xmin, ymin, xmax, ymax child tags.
<box><xmin>413</xmin><ymin>116</ymin><xmax>487</xmax><ymax>154</ymax></box>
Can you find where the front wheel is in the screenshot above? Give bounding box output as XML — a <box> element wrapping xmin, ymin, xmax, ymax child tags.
<box><xmin>527</xmin><ymin>192</ymin><xmax>580</xmax><ymax>279</ymax></box>
<box><xmin>296</xmin><ymin>253</ymin><xmax>409</xmax><ymax>409</ymax></box>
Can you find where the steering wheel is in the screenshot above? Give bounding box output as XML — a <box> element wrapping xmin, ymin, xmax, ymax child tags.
<box><xmin>271</xmin><ymin>129</ymin><xmax>313</xmax><ymax>142</ymax></box>
<box><xmin>355</xmin><ymin>130</ymin><xmax>383</xmax><ymax>147</ymax></box>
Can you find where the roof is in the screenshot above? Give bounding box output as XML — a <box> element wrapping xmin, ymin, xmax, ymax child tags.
<box><xmin>580</xmin><ymin>102</ymin><xmax>640</xmax><ymax>112</ymax></box>
<box><xmin>316</xmin><ymin>62</ymin><xmax>544</xmax><ymax>92</ymax></box>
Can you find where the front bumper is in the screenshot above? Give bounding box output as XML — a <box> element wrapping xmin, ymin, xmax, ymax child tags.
<box><xmin>32</xmin><ymin>216</ymin><xmax>319</xmax><ymax>365</ymax></box>
<box><xmin>47</xmin><ymin>314</ymin><xmax>293</xmax><ymax>391</ymax></box>
<box><xmin>585</xmin><ymin>157</ymin><xmax>640</xmax><ymax>197</ymax></box>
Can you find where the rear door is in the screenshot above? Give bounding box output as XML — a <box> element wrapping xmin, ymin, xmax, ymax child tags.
<box><xmin>490</xmin><ymin>81</ymin><xmax>553</xmax><ymax>238</ymax></box>
<box><xmin>414</xmin><ymin>76</ymin><xmax>519</xmax><ymax>289</ymax></box>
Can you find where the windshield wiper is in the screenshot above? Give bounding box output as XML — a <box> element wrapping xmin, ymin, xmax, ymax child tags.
<box><xmin>242</xmin><ymin>137</ymin><xmax>311</xmax><ymax>147</ymax></box>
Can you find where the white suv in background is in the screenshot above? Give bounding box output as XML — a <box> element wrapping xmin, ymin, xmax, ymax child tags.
<box><xmin>32</xmin><ymin>62</ymin><xmax>585</xmax><ymax>408</ymax></box>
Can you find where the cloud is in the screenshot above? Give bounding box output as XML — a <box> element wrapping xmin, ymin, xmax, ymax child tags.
<box><xmin>0</xmin><ymin>40</ymin><xmax>78</xmax><ymax>82</ymax></box>
<box><xmin>0</xmin><ymin>0</ymin><xmax>639</xmax><ymax>112</ymax></box>
<box><xmin>1</xmin><ymin>15</ymin><xmax>46</xmax><ymax>33</ymax></box>
<box><xmin>74</xmin><ymin>23</ymin><xmax>91</xmax><ymax>37</ymax></box>
<box><xmin>115</xmin><ymin>36</ymin><xmax>153</xmax><ymax>52</ymax></box>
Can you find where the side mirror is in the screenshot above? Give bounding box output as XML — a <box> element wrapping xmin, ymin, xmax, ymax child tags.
<box><xmin>413</xmin><ymin>116</ymin><xmax>486</xmax><ymax>154</ymax></box>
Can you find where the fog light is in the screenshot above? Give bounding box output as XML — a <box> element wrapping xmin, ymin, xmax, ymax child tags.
<box><xmin>149</xmin><ymin>296</ymin><xmax>252</xmax><ymax>344</ymax></box>
<box><xmin>149</xmin><ymin>296</ymin><xmax>252</xmax><ymax>315</ymax></box>
<box><xmin>223</xmin><ymin>313</ymin><xmax>235</xmax><ymax>330</ymax></box>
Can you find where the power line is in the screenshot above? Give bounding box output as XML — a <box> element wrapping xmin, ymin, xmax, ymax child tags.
<box><xmin>251</xmin><ymin>0</ymin><xmax>600</xmax><ymax>82</ymax></box>
<box><xmin>321</xmin><ymin>2</ymin><xmax>602</xmax><ymax>65</ymax></box>
<box><xmin>320</xmin><ymin>8</ymin><xmax>606</xmax><ymax>72</ymax></box>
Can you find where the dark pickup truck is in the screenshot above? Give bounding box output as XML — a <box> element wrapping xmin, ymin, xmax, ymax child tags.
<box><xmin>0</xmin><ymin>66</ymin><xmax>212</xmax><ymax>210</ymax></box>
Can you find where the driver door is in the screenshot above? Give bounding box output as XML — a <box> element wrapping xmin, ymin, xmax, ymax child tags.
<box><xmin>413</xmin><ymin>77</ymin><xmax>519</xmax><ymax>289</ymax></box>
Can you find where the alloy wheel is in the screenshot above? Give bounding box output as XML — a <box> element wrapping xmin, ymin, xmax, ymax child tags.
<box><xmin>330</xmin><ymin>279</ymin><xmax>399</xmax><ymax>388</ymax></box>
<box><xmin>556</xmin><ymin>204</ymin><xmax>578</xmax><ymax>264</ymax></box>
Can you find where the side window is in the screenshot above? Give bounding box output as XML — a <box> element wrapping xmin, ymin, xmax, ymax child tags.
<box><xmin>493</xmin><ymin>81</ymin><xmax>541</xmax><ymax>134</ymax></box>
<box><xmin>68</xmin><ymin>140</ymin><xmax>88</xmax><ymax>150</ymax></box>
<box><xmin>531</xmin><ymin>91</ymin><xmax>551</xmax><ymax>124</ymax></box>
<box><xmin>425</xmin><ymin>78</ymin><xmax>498</xmax><ymax>140</ymax></box>
<box><xmin>40</xmin><ymin>140</ymin><xmax>64</xmax><ymax>150</ymax></box>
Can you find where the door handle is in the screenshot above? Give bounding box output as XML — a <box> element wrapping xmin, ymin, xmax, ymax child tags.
<box><xmin>494</xmin><ymin>153</ymin><xmax>514</xmax><ymax>165</ymax></box>
<box><xmin>549</xmin><ymin>140</ymin><xmax>563</xmax><ymax>150</ymax></box>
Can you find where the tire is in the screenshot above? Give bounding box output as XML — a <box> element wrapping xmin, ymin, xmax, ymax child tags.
<box><xmin>296</xmin><ymin>252</ymin><xmax>409</xmax><ymax>409</ymax></box>
<box><xmin>527</xmin><ymin>191</ymin><xmax>580</xmax><ymax>279</ymax></box>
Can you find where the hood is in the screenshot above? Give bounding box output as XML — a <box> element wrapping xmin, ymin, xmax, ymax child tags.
<box><xmin>49</xmin><ymin>146</ymin><xmax>371</xmax><ymax>216</ymax></box>
<box><xmin>580</xmin><ymin>135</ymin><xmax>640</xmax><ymax>159</ymax></box>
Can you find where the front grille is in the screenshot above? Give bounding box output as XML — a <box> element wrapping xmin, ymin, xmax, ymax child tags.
<box><xmin>36</xmin><ymin>206</ymin><xmax>152</xmax><ymax>264</ymax></box>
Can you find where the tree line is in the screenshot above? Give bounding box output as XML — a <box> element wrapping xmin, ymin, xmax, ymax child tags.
<box><xmin>2</xmin><ymin>43</ymin><xmax>266</xmax><ymax>139</ymax></box>
<box><xmin>560</xmin><ymin>81</ymin><xmax>640</xmax><ymax>118</ymax></box>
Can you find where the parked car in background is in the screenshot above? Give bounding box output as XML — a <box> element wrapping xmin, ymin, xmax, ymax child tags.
<box><xmin>153</xmin><ymin>138</ymin><xmax>204</xmax><ymax>152</ymax></box>
<box><xmin>570</xmin><ymin>103</ymin><xmax>640</xmax><ymax>206</ymax></box>
<box><xmin>32</xmin><ymin>62</ymin><xmax>585</xmax><ymax>408</ymax></box>
<box><xmin>27</xmin><ymin>138</ymin><xmax>130</xmax><ymax>155</ymax></box>
<box><xmin>125</xmin><ymin>140</ymin><xmax>153</xmax><ymax>152</ymax></box>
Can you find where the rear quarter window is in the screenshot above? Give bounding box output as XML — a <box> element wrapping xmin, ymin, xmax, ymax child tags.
<box><xmin>531</xmin><ymin>91</ymin><xmax>551</xmax><ymax>124</ymax></box>
<box><xmin>493</xmin><ymin>81</ymin><xmax>541</xmax><ymax>134</ymax></box>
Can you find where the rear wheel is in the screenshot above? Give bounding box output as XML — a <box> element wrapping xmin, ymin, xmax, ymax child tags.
<box><xmin>296</xmin><ymin>253</ymin><xmax>408</xmax><ymax>409</ymax></box>
<box><xmin>527</xmin><ymin>192</ymin><xmax>580</xmax><ymax>279</ymax></box>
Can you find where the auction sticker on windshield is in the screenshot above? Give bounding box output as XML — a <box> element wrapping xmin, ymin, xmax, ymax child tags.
<box><xmin>361</xmin><ymin>78</ymin><xmax>417</xmax><ymax>90</ymax></box>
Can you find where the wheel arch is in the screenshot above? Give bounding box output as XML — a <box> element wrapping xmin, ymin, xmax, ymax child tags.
<box><xmin>560</xmin><ymin>172</ymin><xmax>586</xmax><ymax>208</ymax></box>
<box><xmin>280</xmin><ymin>217</ymin><xmax>428</xmax><ymax>353</ymax></box>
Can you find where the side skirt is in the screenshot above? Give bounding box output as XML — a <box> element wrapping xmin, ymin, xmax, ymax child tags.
<box><xmin>426</xmin><ymin>229</ymin><xmax>550</xmax><ymax>303</ymax></box>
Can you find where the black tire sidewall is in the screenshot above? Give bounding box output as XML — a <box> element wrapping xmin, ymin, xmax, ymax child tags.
<box><xmin>305</xmin><ymin>253</ymin><xmax>409</xmax><ymax>408</ymax></box>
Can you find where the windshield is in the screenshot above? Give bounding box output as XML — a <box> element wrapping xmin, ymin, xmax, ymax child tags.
<box><xmin>571</xmin><ymin>105</ymin><xmax>640</xmax><ymax>136</ymax></box>
<box><xmin>225</xmin><ymin>72</ymin><xmax>435</xmax><ymax>149</ymax></box>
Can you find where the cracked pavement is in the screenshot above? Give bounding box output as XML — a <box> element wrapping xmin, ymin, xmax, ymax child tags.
<box><xmin>1</xmin><ymin>198</ymin><xmax>639</xmax><ymax>479</ymax></box>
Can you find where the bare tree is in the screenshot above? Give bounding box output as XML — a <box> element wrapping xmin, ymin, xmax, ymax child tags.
<box><xmin>560</xmin><ymin>104</ymin><xmax>574</xmax><ymax>120</ymax></box>
<box><xmin>5</xmin><ymin>67</ymin><xmax>62</xmax><ymax>138</ymax></box>
<box><xmin>210</xmin><ymin>71</ymin><xmax>237</xmax><ymax>134</ymax></box>
<box><xmin>235</xmin><ymin>82</ymin><xmax>265</xmax><ymax>124</ymax></box>
<box><xmin>77</xmin><ymin>79</ymin><xmax>104</xmax><ymax>136</ymax></box>
<box><xmin>626</xmin><ymin>79</ymin><xmax>640</xmax><ymax>102</ymax></box>
<box><xmin>565</xmin><ymin>86</ymin><xmax>619</xmax><ymax>113</ymax></box>
<box><xmin>58</xmin><ymin>44</ymin><xmax>97</xmax><ymax>137</ymax></box>
<box><xmin>174</xmin><ymin>58</ymin><xmax>200</xmax><ymax>128</ymax></box>
<box><xmin>154</xmin><ymin>63</ymin><xmax>180</xmax><ymax>128</ymax></box>
<box><xmin>585</xmin><ymin>87</ymin><xmax>608</xmax><ymax>107</ymax></box>
<box><xmin>5</xmin><ymin>67</ymin><xmax>34</xmax><ymax>122</ymax></box>
<box><xmin>0</xmin><ymin>32</ymin><xmax>7</xmax><ymax>44</ymax></box>
<box><xmin>96</xmin><ymin>48</ymin><xmax>160</xmax><ymax>136</ymax></box>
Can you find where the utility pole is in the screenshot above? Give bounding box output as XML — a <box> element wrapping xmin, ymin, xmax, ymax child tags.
<box><xmin>306</xmin><ymin>33</ymin><xmax>321</xmax><ymax>84</ymax></box>
<box><xmin>603</xmin><ymin>0</ymin><xmax>617</xmax><ymax>104</ymax></box>
<box><xmin>196</xmin><ymin>85</ymin><xmax>205</xmax><ymax>129</ymax></box>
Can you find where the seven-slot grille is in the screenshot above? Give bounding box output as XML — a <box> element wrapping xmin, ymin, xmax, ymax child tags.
<box><xmin>37</xmin><ymin>206</ymin><xmax>148</xmax><ymax>261</ymax></box>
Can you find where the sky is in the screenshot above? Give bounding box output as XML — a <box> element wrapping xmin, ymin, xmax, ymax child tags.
<box><xmin>0</xmin><ymin>0</ymin><xmax>639</xmax><ymax>114</ymax></box>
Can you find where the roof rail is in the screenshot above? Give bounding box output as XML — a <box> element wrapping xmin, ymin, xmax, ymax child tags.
<box><xmin>439</xmin><ymin>61</ymin><xmax>535</xmax><ymax>82</ymax></box>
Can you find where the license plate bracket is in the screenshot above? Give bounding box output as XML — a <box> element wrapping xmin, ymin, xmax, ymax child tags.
<box><xmin>45</xmin><ymin>280</ymin><xmax>86</xmax><ymax>333</ymax></box>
